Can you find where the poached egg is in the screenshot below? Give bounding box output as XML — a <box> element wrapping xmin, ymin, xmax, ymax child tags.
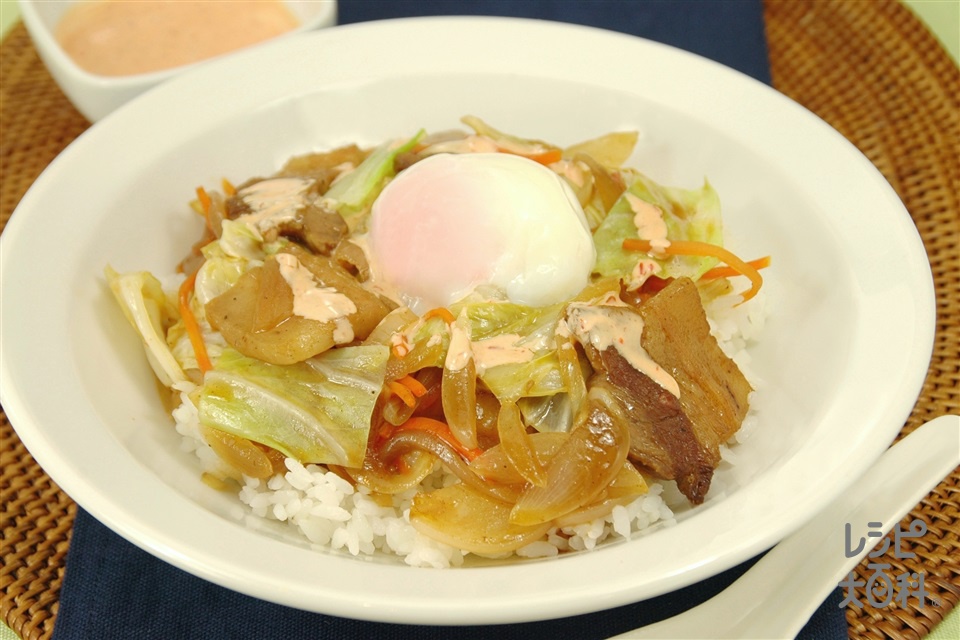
<box><xmin>368</xmin><ymin>152</ymin><xmax>596</xmax><ymax>314</ymax></box>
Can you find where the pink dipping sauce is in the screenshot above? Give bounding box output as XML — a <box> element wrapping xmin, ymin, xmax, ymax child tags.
<box><xmin>55</xmin><ymin>0</ymin><xmax>300</xmax><ymax>76</ymax></box>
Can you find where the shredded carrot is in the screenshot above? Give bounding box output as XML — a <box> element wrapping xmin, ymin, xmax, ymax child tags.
<box><xmin>497</xmin><ymin>146</ymin><xmax>563</xmax><ymax>166</ymax></box>
<box><xmin>196</xmin><ymin>186</ymin><xmax>212</xmax><ymax>214</ymax></box>
<box><xmin>524</xmin><ymin>148</ymin><xmax>564</xmax><ymax>165</ymax></box>
<box><xmin>221</xmin><ymin>177</ymin><xmax>236</xmax><ymax>197</ymax></box>
<box><xmin>423</xmin><ymin>307</ymin><xmax>456</xmax><ymax>325</ymax></box>
<box><xmin>396</xmin><ymin>374</ymin><xmax>428</xmax><ymax>398</ymax></box>
<box><xmin>387</xmin><ymin>380</ymin><xmax>417</xmax><ymax>407</ymax></box>
<box><xmin>702</xmin><ymin>256</ymin><xmax>771</xmax><ymax>279</ymax></box>
<box><xmin>195</xmin><ymin>186</ymin><xmax>214</xmax><ymax>235</ymax></box>
<box><xmin>622</xmin><ymin>238</ymin><xmax>764</xmax><ymax>304</ymax></box>
<box><xmin>387</xmin><ymin>380</ymin><xmax>417</xmax><ymax>408</ymax></box>
<box><xmin>396</xmin><ymin>417</ymin><xmax>483</xmax><ymax>461</ymax></box>
<box><xmin>178</xmin><ymin>270</ymin><xmax>213</xmax><ymax>373</ymax></box>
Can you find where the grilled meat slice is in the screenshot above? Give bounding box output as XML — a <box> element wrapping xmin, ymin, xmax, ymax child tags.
<box><xmin>636</xmin><ymin>277</ymin><xmax>752</xmax><ymax>463</ymax></box>
<box><xmin>224</xmin><ymin>177</ymin><xmax>350</xmax><ymax>255</ymax></box>
<box><xmin>567</xmin><ymin>277</ymin><xmax>752</xmax><ymax>504</ymax></box>
<box><xmin>593</xmin><ymin>352</ymin><xmax>715</xmax><ymax>504</ymax></box>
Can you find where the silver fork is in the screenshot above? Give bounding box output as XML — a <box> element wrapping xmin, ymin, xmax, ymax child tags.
<box><xmin>612</xmin><ymin>414</ymin><xmax>960</xmax><ymax>639</ymax></box>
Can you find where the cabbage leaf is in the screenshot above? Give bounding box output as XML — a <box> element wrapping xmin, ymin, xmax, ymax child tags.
<box><xmin>518</xmin><ymin>393</ymin><xmax>574</xmax><ymax>433</ymax></box>
<box><xmin>593</xmin><ymin>174</ymin><xmax>723</xmax><ymax>280</ymax></box>
<box><xmin>455</xmin><ymin>300</ymin><xmax>563</xmax><ymax>348</ymax></box>
<box><xmin>197</xmin><ymin>345</ymin><xmax>389</xmax><ymax>467</ymax></box>
<box><xmin>325</xmin><ymin>129</ymin><xmax>425</xmax><ymax>228</ymax></box>
<box><xmin>460</xmin><ymin>115</ymin><xmax>555</xmax><ymax>155</ymax></box>
<box><xmin>105</xmin><ymin>266</ymin><xmax>187</xmax><ymax>387</ymax></box>
<box><xmin>481</xmin><ymin>352</ymin><xmax>565</xmax><ymax>401</ymax></box>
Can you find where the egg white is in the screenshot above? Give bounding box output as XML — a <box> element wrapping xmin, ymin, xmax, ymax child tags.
<box><xmin>368</xmin><ymin>152</ymin><xmax>596</xmax><ymax>314</ymax></box>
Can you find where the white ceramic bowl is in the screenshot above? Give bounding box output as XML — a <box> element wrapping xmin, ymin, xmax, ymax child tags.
<box><xmin>0</xmin><ymin>17</ymin><xmax>935</xmax><ymax>625</ymax></box>
<box><xmin>17</xmin><ymin>0</ymin><xmax>338</xmax><ymax>122</ymax></box>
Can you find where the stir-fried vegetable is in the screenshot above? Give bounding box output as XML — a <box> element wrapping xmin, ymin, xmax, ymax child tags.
<box><xmin>594</xmin><ymin>176</ymin><xmax>723</xmax><ymax>280</ymax></box>
<box><xmin>325</xmin><ymin>129</ymin><xmax>425</xmax><ymax>228</ymax></box>
<box><xmin>106</xmin><ymin>116</ymin><xmax>768</xmax><ymax>559</ymax></box>
<box><xmin>105</xmin><ymin>266</ymin><xmax>187</xmax><ymax>387</ymax></box>
<box><xmin>197</xmin><ymin>346</ymin><xmax>388</xmax><ymax>467</ymax></box>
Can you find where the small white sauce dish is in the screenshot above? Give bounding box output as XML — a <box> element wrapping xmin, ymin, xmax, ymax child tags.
<box><xmin>17</xmin><ymin>0</ymin><xmax>338</xmax><ymax>122</ymax></box>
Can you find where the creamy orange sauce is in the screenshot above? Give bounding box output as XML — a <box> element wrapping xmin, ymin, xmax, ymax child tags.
<box><xmin>565</xmin><ymin>302</ymin><xmax>680</xmax><ymax>398</ymax></box>
<box><xmin>275</xmin><ymin>253</ymin><xmax>356</xmax><ymax>344</ymax></box>
<box><xmin>55</xmin><ymin>0</ymin><xmax>300</xmax><ymax>77</ymax></box>
<box><xmin>471</xmin><ymin>334</ymin><xmax>535</xmax><ymax>373</ymax></box>
<box><xmin>626</xmin><ymin>259</ymin><xmax>661</xmax><ymax>291</ymax></box>
<box><xmin>627</xmin><ymin>193</ymin><xmax>670</xmax><ymax>252</ymax></box>
<box><xmin>238</xmin><ymin>178</ymin><xmax>310</xmax><ymax>235</ymax></box>
<box><xmin>444</xmin><ymin>321</ymin><xmax>473</xmax><ymax>371</ymax></box>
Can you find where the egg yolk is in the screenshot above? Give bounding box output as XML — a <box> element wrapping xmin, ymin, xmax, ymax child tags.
<box><xmin>368</xmin><ymin>153</ymin><xmax>596</xmax><ymax>314</ymax></box>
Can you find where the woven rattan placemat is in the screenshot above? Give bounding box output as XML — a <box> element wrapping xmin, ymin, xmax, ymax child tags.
<box><xmin>2</xmin><ymin>1</ymin><xmax>958</xmax><ymax>638</ymax></box>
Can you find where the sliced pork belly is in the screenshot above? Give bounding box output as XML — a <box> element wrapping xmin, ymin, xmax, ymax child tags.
<box><xmin>635</xmin><ymin>277</ymin><xmax>752</xmax><ymax>463</ymax></box>
<box><xmin>593</xmin><ymin>351</ymin><xmax>715</xmax><ymax>504</ymax></box>
<box><xmin>569</xmin><ymin>277</ymin><xmax>752</xmax><ymax>504</ymax></box>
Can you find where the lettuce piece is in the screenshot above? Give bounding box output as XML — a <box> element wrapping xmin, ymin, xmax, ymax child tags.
<box><xmin>593</xmin><ymin>174</ymin><xmax>723</xmax><ymax>280</ymax></box>
<box><xmin>197</xmin><ymin>345</ymin><xmax>389</xmax><ymax>467</ymax></box>
<box><xmin>324</xmin><ymin>129</ymin><xmax>425</xmax><ymax>227</ymax></box>
<box><xmin>105</xmin><ymin>266</ymin><xmax>187</xmax><ymax>387</ymax></box>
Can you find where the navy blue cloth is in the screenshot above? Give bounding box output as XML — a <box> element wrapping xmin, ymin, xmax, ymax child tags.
<box><xmin>56</xmin><ymin>508</ymin><xmax>846</xmax><ymax>639</ymax></box>
<box><xmin>338</xmin><ymin>0</ymin><xmax>772</xmax><ymax>85</ymax></box>
<box><xmin>53</xmin><ymin>2</ymin><xmax>844</xmax><ymax>638</ymax></box>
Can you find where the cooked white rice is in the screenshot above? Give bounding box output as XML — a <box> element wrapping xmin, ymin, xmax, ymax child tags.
<box><xmin>170</xmin><ymin>284</ymin><xmax>767</xmax><ymax>568</ymax></box>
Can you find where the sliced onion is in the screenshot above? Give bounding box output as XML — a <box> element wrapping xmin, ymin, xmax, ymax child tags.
<box><xmin>410</xmin><ymin>483</ymin><xmax>552</xmax><ymax>555</ymax></box>
<box><xmin>470</xmin><ymin>432</ymin><xmax>568</xmax><ymax>485</ymax></box>
<box><xmin>474</xmin><ymin>389</ymin><xmax>501</xmax><ymax>449</ymax></box>
<box><xmin>552</xmin><ymin>461</ymin><xmax>649</xmax><ymax>527</ymax></box>
<box><xmin>380</xmin><ymin>430</ymin><xmax>518</xmax><ymax>504</ymax></box>
<box><xmin>441</xmin><ymin>358</ymin><xmax>478</xmax><ymax>449</ymax></box>
<box><xmin>605</xmin><ymin>460</ymin><xmax>649</xmax><ymax>499</ymax></box>
<box><xmin>496</xmin><ymin>400</ymin><xmax>547</xmax><ymax>487</ymax></box>
<box><xmin>411</xmin><ymin>367</ymin><xmax>443</xmax><ymax>417</ymax></box>
<box><xmin>363</xmin><ymin>307</ymin><xmax>418</xmax><ymax>347</ymax></box>
<box><xmin>206</xmin><ymin>188</ymin><xmax>227</xmax><ymax>238</ymax></box>
<box><xmin>385</xmin><ymin>331</ymin><xmax>448</xmax><ymax>379</ymax></box>
<box><xmin>382</xmin><ymin>392</ymin><xmax>416</xmax><ymax>426</ymax></box>
<box><xmin>340</xmin><ymin>449</ymin><xmax>436</xmax><ymax>495</ymax></box>
<box><xmin>509</xmin><ymin>387</ymin><xmax>630</xmax><ymax>526</ymax></box>
<box><xmin>556</xmin><ymin>336</ymin><xmax>587</xmax><ymax>416</ymax></box>
<box><xmin>575</xmin><ymin>152</ymin><xmax>626</xmax><ymax>213</ymax></box>
<box><xmin>201</xmin><ymin>425</ymin><xmax>274</xmax><ymax>479</ymax></box>
<box><xmin>381</xmin><ymin>368</ymin><xmax>442</xmax><ymax>426</ymax></box>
